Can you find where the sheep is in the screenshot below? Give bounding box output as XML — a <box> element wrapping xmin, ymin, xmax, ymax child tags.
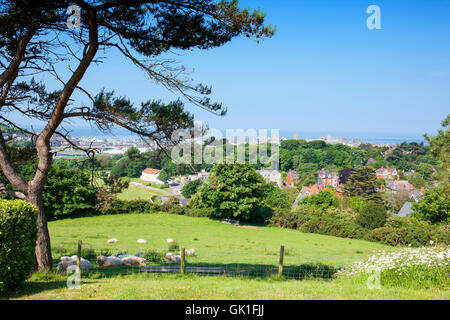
<box><xmin>177</xmin><ymin>249</ymin><xmax>196</xmax><ymax>257</ymax></box>
<box><xmin>165</xmin><ymin>252</ymin><xmax>187</xmax><ymax>264</ymax></box>
<box><xmin>107</xmin><ymin>238</ymin><xmax>118</xmax><ymax>244</ymax></box>
<box><xmin>96</xmin><ymin>255</ymin><xmax>123</xmax><ymax>267</ymax></box>
<box><xmin>167</xmin><ymin>238</ymin><xmax>174</xmax><ymax>244</ymax></box>
<box><xmin>137</xmin><ymin>239</ymin><xmax>147</xmax><ymax>244</ymax></box>
<box><xmin>121</xmin><ymin>256</ymin><xmax>147</xmax><ymax>266</ymax></box>
<box><xmin>57</xmin><ymin>256</ymin><xmax>93</xmax><ymax>272</ymax></box>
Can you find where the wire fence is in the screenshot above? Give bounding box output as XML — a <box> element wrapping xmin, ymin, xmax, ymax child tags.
<box><xmin>55</xmin><ymin>241</ymin><xmax>342</xmax><ymax>281</ymax></box>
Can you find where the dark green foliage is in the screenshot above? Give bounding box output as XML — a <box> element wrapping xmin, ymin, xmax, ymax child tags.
<box><xmin>261</xmin><ymin>183</ymin><xmax>292</xmax><ymax>210</ymax></box>
<box><xmin>366</xmin><ymin>225</ymin><xmax>449</xmax><ymax>247</ymax></box>
<box><xmin>355</xmin><ymin>201</ymin><xmax>388</xmax><ymax>229</ymax></box>
<box><xmin>101</xmin><ymin>199</ymin><xmax>160</xmax><ymax>215</ymax></box>
<box><xmin>412</xmin><ymin>186</ymin><xmax>450</xmax><ymax>224</ymax></box>
<box><xmin>198</xmin><ymin>164</ymin><xmax>267</xmax><ymax>221</ymax></box>
<box><xmin>269</xmin><ymin>211</ymin><xmax>366</xmax><ymax>240</ymax></box>
<box><xmin>42</xmin><ymin>165</ymin><xmax>98</xmax><ymax>220</ymax></box>
<box><xmin>143</xmin><ymin>249</ymin><xmax>166</xmax><ymax>265</ymax></box>
<box><xmin>0</xmin><ymin>200</ymin><xmax>37</xmax><ymax>293</ymax></box>
<box><xmin>343</xmin><ymin>167</ymin><xmax>381</xmax><ymax>202</ymax></box>
<box><xmin>161</xmin><ymin>196</ymin><xmax>183</xmax><ymax>214</ymax></box>
<box><xmin>300</xmin><ymin>191</ymin><xmax>337</xmax><ymax>209</ymax></box>
<box><xmin>181</xmin><ymin>179</ymin><xmax>203</xmax><ymax>198</ymax></box>
<box><xmin>185</xmin><ymin>207</ymin><xmax>214</xmax><ymax>218</ymax></box>
<box><xmin>269</xmin><ymin>209</ymin><xmax>449</xmax><ymax>247</ymax></box>
<box><xmin>158</xmin><ymin>161</ymin><xmax>177</xmax><ymax>183</ymax></box>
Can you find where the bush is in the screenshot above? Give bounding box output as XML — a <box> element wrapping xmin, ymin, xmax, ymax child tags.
<box><xmin>185</xmin><ymin>208</ymin><xmax>214</xmax><ymax>218</ymax></box>
<box><xmin>181</xmin><ymin>179</ymin><xmax>203</xmax><ymax>198</ymax></box>
<box><xmin>167</xmin><ymin>205</ymin><xmax>185</xmax><ymax>215</ymax></box>
<box><xmin>143</xmin><ymin>249</ymin><xmax>166</xmax><ymax>264</ymax></box>
<box><xmin>300</xmin><ymin>191</ymin><xmax>337</xmax><ymax>209</ymax></box>
<box><xmin>269</xmin><ymin>211</ymin><xmax>367</xmax><ymax>240</ymax></box>
<box><xmin>367</xmin><ymin>225</ymin><xmax>450</xmax><ymax>247</ymax></box>
<box><xmin>168</xmin><ymin>240</ymin><xmax>180</xmax><ymax>252</ymax></box>
<box><xmin>161</xmin><ymin>197</ymin><xmax>181</xmax><ymax>213</ymax></box>
<box><xmin>0</xmin><ymin>200</ymin><xmax>38</xmax><ymax>293</ymax></box>
<box><xmin>355</xmin><ymin>201</ymin><xmax>387</xmax><ymax>229</ymax></box>
<box><xmin>411</xmin><ymin>186</ymin><xmax>450</xmax><ymax>224</ymax></box>
<box><xmin>100</xmin><ymin>199</ymin><xmax>161</xmax><ymax>215</ymax></box>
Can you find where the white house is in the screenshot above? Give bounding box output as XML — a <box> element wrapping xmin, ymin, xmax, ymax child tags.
<box><xmin>140</xmin><ymin>168</ymin><xmax>162</xmax><ymax>184</ymax></box>
<box><xmin>258</xmin><ymin>169</ymin><xmax>283</xmax><ymax>188</ymax></box>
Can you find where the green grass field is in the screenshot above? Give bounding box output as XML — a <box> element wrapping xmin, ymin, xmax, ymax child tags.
<box><xmin>117</xmin><ymin>186</ymin><xmax>168</xmax><ymax>201</ymax></box>
<box><xmin>3</xmin><ymin>214</ymin><xmax>449</xmax><ymax>300</ymax></box>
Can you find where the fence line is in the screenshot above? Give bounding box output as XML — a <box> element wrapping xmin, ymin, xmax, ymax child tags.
<box><xmin>59</xmin><ymin>241</ymin><xmax>340</xmax><ymax>281</ymax></box>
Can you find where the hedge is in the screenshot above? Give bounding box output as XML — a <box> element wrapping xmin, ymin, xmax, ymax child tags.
<box><xmin>0</xmin><ymin>200</ymin><xmax>38</xmax><ymax>293</ymax></box>
<box><xmin>269</xmin><ymin>211</ymin><xmax>367</xmax><ymax>240</ymax></box>
<box><xmin>269</xmin><ymin>210</ymin><xmax>450</xmax><ymax>247</ymax></box>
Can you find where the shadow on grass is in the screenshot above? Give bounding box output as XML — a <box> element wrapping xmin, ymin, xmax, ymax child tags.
<box><xmin>1</xmin><ymin>280</ymin><xmax>69</xmax><ymax>300</ymax></box>
<box><xmin>85</xmin><ymin>262</ymin><xmax>339</xmax><ymax>281</ymax></box>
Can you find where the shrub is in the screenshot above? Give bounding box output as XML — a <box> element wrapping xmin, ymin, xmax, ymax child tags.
<box><xmin>300</xmin><ymin>191</ymin><xmax>337</xmax><ymax>209</ymax></box>
<box><xmin>292</xmin><ymin>204</ymin><xmax>324</xmax><ymax>216</ymax></box>
<box><xmin>355</xmin><ymin>201</ymin><xmax>387</xmax><ymax>229</ymax></box>
<box><xmin>0</xmin><ymin>200</ymin><xmax>38</xmax><ymax>293</ymax></box>
<box><xmin>186</xmin><ymin>193</ymin><xmax>200</xmax><ymax>209</ymax></box>
<box><xmin>100</xmin><ymin>199</ymin><xmax>160</xmax><ymax>215</ymax></box>
<box><xmin>411</xmin><ymin>186</ymin><xmax>450</xmax><ymax>224</ymax></box>
<box><xmin>167</xmin><ymin>240</ymin><xmax>180</xmax><ymax>252</ymax></box>
<box><xmin>167</xmin><ymin>205</ymin><xmax>185</xmax><ymax>215</ymax></box>
<box><xmin>181</xmin><ymin>179</ymin><xmax>203</xmax><ymax>198</ymax></box>
<box><xmin>143</xmin><ymin>249</ymin><xmax>166</xmax><ymax>264</ymax></box>
<box><xmin>185</xmin><ymin>208</ymin><xmax>214</xmax><ymax>218</ymax></box>
<box><xmin>367</xmin><ymin>225</ymin><xmax>450</xmax><ymax>247</ymax></box>
<box><xmin>269</xmin><ymin>211</ymin><xmax>367</xmax><ymax>239</ymax></box>
<box><xmin>161</xmin><ymin>196</ymin><xmax>181</xmax><ymax>213</ymax></box>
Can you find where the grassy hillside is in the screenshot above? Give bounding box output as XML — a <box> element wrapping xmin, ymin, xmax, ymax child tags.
<box><xmin>48</xmin><ymin>214</ymin><xmax>386</xmax><ymax>267</ymax></box>
<box><xmin>3</xmin><ymin>214</ymin><xmax>449</xmax><ymax>300</ymax></box>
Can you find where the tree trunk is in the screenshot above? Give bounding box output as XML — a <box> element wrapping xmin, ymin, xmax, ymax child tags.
<box><xmin>28</xmin><ymin>191</ymin><xmax>53</xmax><ymax>270</ymax></box>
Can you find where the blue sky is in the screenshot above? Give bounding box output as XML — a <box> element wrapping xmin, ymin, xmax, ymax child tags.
<box><xmin>9</xmin><ymin>0</ymin><xmax>450</xmax><ymax>138</ymax></box>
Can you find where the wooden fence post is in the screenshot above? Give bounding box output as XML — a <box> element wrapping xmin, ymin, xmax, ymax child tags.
<box><xmin>77</xmin><ymin>240</ymin><xmax>82</xmax><ymax>269</ymax></box>
<box><xmin>278</xmin><ymin>245</ymin><xmax>284</xmax><ymax>278</ymax></box>
<box><xmin>181</xmin><ymin>246</ymin><xmax>186</xmax><ymax>274</ymax></box>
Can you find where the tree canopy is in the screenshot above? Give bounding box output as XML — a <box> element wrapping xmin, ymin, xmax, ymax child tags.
<box><xmin>0</xmin><ymin>0</ymin><xmax>274</xmax><ymax>270</ymax></box>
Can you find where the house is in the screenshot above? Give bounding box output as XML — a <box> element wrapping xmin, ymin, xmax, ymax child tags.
<box><xmin>317</xmin><ymin>169</ymin><xmax>339</xmax><ymax>190</ymax></box>
<box><xmin>258</xmin><ymin>169</ymin><xmax>283</xmax><ymax>188</ymax></box>
<box><xmin>409</xmin><ymin>188</ymin><xmax>425</xmax><ymax>202</ymax></box>
<box><xmin>292</xmin><ymin>184</ymin><xmax>321</xmax><ymax>208</ymax></box>
<box><xmin>286</xmin><ymin>170</ymin><xmax>298</xmax><ymax>187</ymax></box>
<box><xmin>386</xmin><ymin>180</ymin><xmax>415</xmax><ymax>193</ymax></box>
<box><xmin>140</xmin><ymin>168</ymin><xmax>162</xmax><ymax>184</ymax></box>
<box><xmin>376</xmin><ymin>167</ymin><xmax>398</xmax><ymax>180</ymax></box>
<box><xmin>188</xmin><ymin>170</ymin><xmax>209</xmax><ymax>182</ymax></box>
<box><xmin>394</xmin><ymin>202</ymin><xmax>414</xmax><ymax>217</ymax></box>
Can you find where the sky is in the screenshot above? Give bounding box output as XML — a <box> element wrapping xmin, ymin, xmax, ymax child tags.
<box><xmin>7</xmin><ymin>0</ymin><xmax>450</xmax><ymax>139</ymax></box>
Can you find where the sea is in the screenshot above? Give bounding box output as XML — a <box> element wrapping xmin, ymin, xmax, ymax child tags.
<box><xmin>65</xmin><ymin>127</ymin><xmax>428</xmax><ymax>145</ymax></box>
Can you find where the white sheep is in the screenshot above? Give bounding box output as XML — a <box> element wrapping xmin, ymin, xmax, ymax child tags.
<box><xmin>165</xmin><ymin>252</ymin><xmax>186</xmax><ymax>264</ymax></box>
<box><xmin>167</xmin><ymin>238</ymin><xmax>174</xmax><ymax>244</ymax></box>
<box><xmin>121</xmin><ymin>256</ymin><xmax>147</xmax><ymax>266</ymax></box>
<box><xmin>57</xmin><ymin>256</ymin><xmax>93</xmax><ymax>272</ymax></box>
<box><xmin>186</xmin><ymin>248</ymin><xmax>196</xmax><ymax>256</ymax></box>
<box><xmin>107</xmin><ymin>238</ymin><xmax>118</xmax><ymax>244</ymax></box>
<box><xmin>96</xmin><ymin>255</ymin><xmax>123</xmax><ymax>267</ymax></box>
<box><xmin>137</xmin><ymin>239</ymin><xmax>147</xmax><ymax>244</ymax></box>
